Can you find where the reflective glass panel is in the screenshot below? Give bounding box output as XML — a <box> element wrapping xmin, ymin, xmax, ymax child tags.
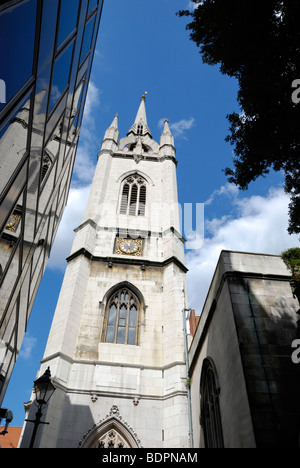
<box><xmin>37</xmin><ymin>0</ymin><xmax>59</xmax><ymax>73</ymax></box>
<box><xmin>0</xmin><ymin>158</ymin><xmax>28</xmax><ymax>233</ymax></box>
<box><xmin>57</xmin><ymin>0</ymin><xmax>80</xmax><ymax>47</ymax></box>
<box><xmin>0</xmin><ymin>0</ymin><xmax>37</xmax><ymax>111</ymax></box>
<box><xmin>88</xmin><ymin>0</ymin><xmax>98</xmax><ymax>14</ymax></box>
<box><xmin>49</xmin><ymin>42</ymin><xmax>74</xmax><ymax>112</ymax></box>
<box><xmin>80</xmin><ymin>16</ymin><xmax>95</xmax><ymax>64</ymax></box>
<box><xmin>0</xmin><ymin>242</ymin><xmax>21</xmax><ymax>323</ymax></box>
<box><xmin>0</xmin><ymin>96</ymin><xmax>31</xmax><ymax>196</ymax></box>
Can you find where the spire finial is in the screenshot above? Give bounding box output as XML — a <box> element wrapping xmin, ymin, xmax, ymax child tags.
<box><xmin>127</xmin><ymin>93</ymin><xmax>152</xmax><ymax>138</ymax></box>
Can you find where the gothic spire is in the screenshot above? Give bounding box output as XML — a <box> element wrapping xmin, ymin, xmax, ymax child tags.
<box><xmin>103</xmin><ymin>113</ymin><xmax>119</xmax><ymax>141</ymax></box>
<box><xmin>100</xmin><ymin>113</ymin><xmax>119</xmax><ymax>153</ymax></box>
<box><xmin>160</xmin><ymin>118</ymin><xmax>174</xmax><ymax>145</ymax></box>
<box><xmin>127</xmin><ymin>93</ymin><xmax>152</xmax><ymax>138</ymax></box>
<box><xmin>159</xmin><ymin>118</ymin><xmax>175</xmax><ymax>157</ymax></box>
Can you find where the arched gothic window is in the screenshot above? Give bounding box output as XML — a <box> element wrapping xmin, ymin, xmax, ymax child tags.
<box><xmin>78</xmin><ymin>405</ymin><xmax>143</xmax><ymax>448</ymax></box>
<box><xmin>102</xmin><ymin>287</ymin><xmax>140</xmax><ymax>345</ymax></box>
<box><xmin>119</xmin><ymin>174</ymin><xmax>146</xmax><ymax>216</ymax></box>
<box><xmin>200</xmin><ymin>358</ymin><xmax>224</xmax><ymax>448</ymax></box>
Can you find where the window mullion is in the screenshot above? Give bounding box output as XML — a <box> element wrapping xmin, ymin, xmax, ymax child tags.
<box><xmin>114</xmin><ymin>293</ymin><xmax>120</xmax><ymax>343</ymax></box>
<box><xmin>136</xmin><ymin>184</ymin><xmax>140</xmax><ymax>216</ymax></box>
<box><xmin>125</xmin><ymin>300</ymin><xmax>130</xmax><ymax>344</ymax></box>
<box><xmin>127</xmin><ymin>184</ymin><xmax>132</xmax><ymax>215</ymax></box>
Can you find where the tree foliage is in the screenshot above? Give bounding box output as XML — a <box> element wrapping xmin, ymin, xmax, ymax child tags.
<box><xmin>281</xmin><ymin>247</ymin><xmax>300</xmax><ymax>302</ymax></box>
<box><xmin>178</xmin><ymin>0</ymin><xmax>300</xmax><ymax>235</ymax></box>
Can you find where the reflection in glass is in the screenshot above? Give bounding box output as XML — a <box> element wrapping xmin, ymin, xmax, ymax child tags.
<box><xmin>37</xmin><ymin>0</ymin><xmax>59</xmax><ymax>74</ymax></box>
<box><xmin>32</xmin><ymin>65</ymin><xmax>52</xmax><ymax>134</ymax></box>
<box><xmin>57</xmin><ymin>0</ymin><xmax>80</xmax><ymax>47</ymax></box>
<box><xmin>0</xmin><ymin>241</ymin><xmax>21</xmax><ymax>323</ymax></box>
<box><xmin>70</xmin><ymin>79</ymin><xmax>85</xmax><ymax>129</ymax></box>
<box><xmin>37</xmin><ymin>128</ymin><xmax>61</xmax><ymax>218</ymax></box>
<box><xmin>0</xmin><ymin>0</ymin><xmax>37</xmax><ymax>111</ymax></box>
<box><xmin>49</xmin><ymin>42</ymin><xmax>74</xmax><ymax>112</ymax></box>
<box><xmin>0</xmin><ymin>213</ymin><xmax>21</xmax><ymax>284</ymax></box>
<box><xmin>5</xmin><ymin>211</ymin><xmax>22</xmax><ymax>233</ymax></box>
<box><xmin>0</xmin><ymin>301</ymin><xmax>17</xmax><ymax>376</ymax></box>
<box><xmin>80</xmin><ymin>16</ymin><xmax>96</xmax><ymax>64</ymax></box>
<box><xmin>0</xmin><ymin>162</ymin><xmax>27</xmax><ymax>234</ymax></box>
<box><xmin>17</xmin><ymin>269</ymin><xmax>31</xmax><ymax>349</ymax></box>
<box><xmin>0</xmin><ymin>98</ymin><xmax>31</xmax><ymax>195</ymax></box>
<box><xmin>88</xmin><ymin>0</ymin><xmax>98</xmax><ymax>14</ymax></box>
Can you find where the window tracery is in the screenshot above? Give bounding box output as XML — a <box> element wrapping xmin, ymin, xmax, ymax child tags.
<box><xmin>200</xmin><ymin>358</ymin><xmax>224</xmax><ymax>448</ymax></box>
<box><xmin>78</xmin><ymin>405</ymin><xmax>143</xmax><ymax>448</ymax></box>
<box><xmin>102</xmin><ymin>287</ymin><xmax>140</xmax><ymax>345</ymax></box>
<box><xmin>97</xmin><ymin>430</ymin><xmax>128</xmax><ymax>448</ymax></box>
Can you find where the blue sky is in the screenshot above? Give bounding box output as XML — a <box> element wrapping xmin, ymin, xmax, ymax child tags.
<box><xmin>2</xmin><ymin>0</ymin><xmax>299</xmax><ymax>427</ymax></box>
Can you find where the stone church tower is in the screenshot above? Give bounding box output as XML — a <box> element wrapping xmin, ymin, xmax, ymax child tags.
<box><xmin>20</xmin><ymin>95</ymin><xmax>190</xmax><ymax>448</ymax></box>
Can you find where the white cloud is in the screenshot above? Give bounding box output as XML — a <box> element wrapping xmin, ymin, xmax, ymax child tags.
<box><xmin>187</xmin><ymin>0</ymin><xmax>203</xmax><ymax>10</ymax></box>
<box><xmin>73</xmin><ymin>144</ymin><xmax>97</xmax><ymax>184</ymax></box>
<box><xmin>204</xmin><ymin>183</ymin><xmax>239</xmax><ymax>206</ymax></box>
<box><xmin>73</xmin><ymin>81</ymin><xmax>101</xmax><ymax>185</ymax></box>
<box><xmin>19</xmin><ymin>334</ymin><xmax>37</xmax><ymax>360</ymax></box>
<box><xmin>158</xmin><ymin>117</ymin><xmax>195</xmax><ymax>139</ymax></box>
<box><xmin>185</xmin><ymin>187</ymin><xmax>299</xmax><ymax>315</ymax></box>
<box><xmin>48</xmin><ymin>185</ymin><xmax>91</xmax><ymax>271</ymax></box>
<box><xmin>82</xmin><ymin>81</ymin><xmax>101</xmax><ymax>122</ymax></box>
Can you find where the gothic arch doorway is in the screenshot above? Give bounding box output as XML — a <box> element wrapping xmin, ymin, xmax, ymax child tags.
<box><xmin>79</xmin><ymin>405</ymin><xmax>143</xmax><ymax>448</ymax></box>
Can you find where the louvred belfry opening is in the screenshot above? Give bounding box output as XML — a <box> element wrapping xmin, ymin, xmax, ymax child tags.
<box><xmin>119</xmin><ymin>174</ymin><xmax>147</xmax><ymax>216</ymax></box>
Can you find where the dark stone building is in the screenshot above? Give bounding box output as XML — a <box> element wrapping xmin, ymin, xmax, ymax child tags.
<box><xmin>189</xmin><ymin>250</ymin><xmax>300</xmax><ymax>448</ymax></box>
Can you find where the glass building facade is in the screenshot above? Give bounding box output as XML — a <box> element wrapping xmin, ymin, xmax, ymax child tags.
<box><xmin>0</xmin><ymin>0</ymin><xmax>104</xmax><ymax>405</ymax></box>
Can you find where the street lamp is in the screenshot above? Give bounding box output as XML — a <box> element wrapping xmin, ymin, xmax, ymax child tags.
<box><xmin>25</xmin><ymin>367</ymin><xmax>55</xmax><ymax>448</ymax></box>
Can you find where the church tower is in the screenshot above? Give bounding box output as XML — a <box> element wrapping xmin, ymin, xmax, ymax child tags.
<box><xmin>20</xmin><ymin>95</ymin><xmax>190</xmax><ymax>448</ymax></box>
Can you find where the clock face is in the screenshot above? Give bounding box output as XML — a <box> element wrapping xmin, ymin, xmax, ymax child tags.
<box><xmin>120</xmin><ymin>239</ymin><xmax>139</xmax><ymax>254</ymax></box>
<box><xmin>116</xmin><ymin>238</ymin><xmax>142</xmax><ymax>256</ymax></box>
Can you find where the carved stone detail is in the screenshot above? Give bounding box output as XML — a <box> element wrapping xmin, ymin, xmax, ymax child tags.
<box><xmin>78</xmin><ymin>405</ymin><xmax>143</xmax><ymax>448</ymax></box>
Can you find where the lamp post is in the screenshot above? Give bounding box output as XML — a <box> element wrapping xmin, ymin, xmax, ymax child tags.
<box><xmin>25</xmin><ymin>367</ymin><xmax>55</xmax><ymax>448</ymax></box>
